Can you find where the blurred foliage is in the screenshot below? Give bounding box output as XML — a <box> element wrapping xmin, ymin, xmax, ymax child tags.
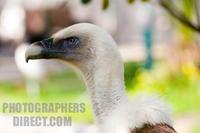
<box><xmin>80</xmin><ymin>0</ymin><xmax>91</xmax><ymax>4</ymax></box>
<box><xmin>102</xmin><ymin>0</ymin><xmax>109</xmax><ymax>10</ymax></box>
<box><xmin>129</xmin><ymin>62</ymin><xmax>200</xmax><ymax>114</ymax></box>
<box><xmin>127</xmin><ymin>0</ymin><xmax>135</xmax><ymax>4</ymax></box>
<box><xmin>191</xmin><ymin>125</ymin><xmax>200</xmax><ymax>133</ymax></box>
<box><xmin>177</xmin><ymin>0</ymin><xmax>196</xmax><ymax>41</ymax></box>
<box><xmin>181</xmin><ymin>0</ymin><xmax>195</xmax><ymax>18</ymax></box>
<box><xmin>81</xmin><ymin>0</ymin><xmax>150</xmax><ymax>10</ymax></box>
<box><xmin>80</xmin><ymin>0</ymin><xmax>200</xmax><ymax>33</ymax></box>
<box><xmin>127</xmin><ymin>0</ymin><xmax>151</xmax><ymax>4</ymax></box>
<box><xmin>80</xmin><ymin>0</ymin><xmax>109</xmax><ymax>10</ymax></box>
<box><xmin>160</xmin><ymin>0</ymin><xmax>200</xmax><ymax>33</ymax></box>
<box><xmin>141</xmin><ymin>0</ymin><xmax>150</xmax><ymax>2</ymax></box>
<box><xmin>124</xmin><ymin>62</ymin><xmax>142</xmax><ymax>89</ymax></box>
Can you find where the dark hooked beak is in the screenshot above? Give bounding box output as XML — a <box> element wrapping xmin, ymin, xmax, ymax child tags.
<box><xmin>25</xmin><ymin>38</ymin><xmax>65</xmax><ymax>63</ymax></box>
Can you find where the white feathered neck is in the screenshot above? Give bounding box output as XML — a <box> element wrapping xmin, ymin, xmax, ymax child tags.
<box><xmin>54</xmin><ymin>23</ymin><xmax>173</xmax><ymax>133</ymax></box>
<box><xmin>82</xmin><ymin>49</ymin><xmax>172</xmax><ymax>133</ymax></box>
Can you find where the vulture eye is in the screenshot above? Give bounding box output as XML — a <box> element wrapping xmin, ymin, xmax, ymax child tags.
<box><xmin>63</xmin><ymin>37</ymin><xmax>80</xmax><ymax>49</ymax></box>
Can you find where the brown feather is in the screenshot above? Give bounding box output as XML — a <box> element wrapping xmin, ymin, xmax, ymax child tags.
<box><xmin>131</xmin><ymin>124</ymin><xmax>177</xmax><ymax>133</ymax></box>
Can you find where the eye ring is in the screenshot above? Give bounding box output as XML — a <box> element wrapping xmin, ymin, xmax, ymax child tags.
<box><xmin>63</xmin><ymin>37</ymin><xmax>80</xmax><ymax>49</ymax></box>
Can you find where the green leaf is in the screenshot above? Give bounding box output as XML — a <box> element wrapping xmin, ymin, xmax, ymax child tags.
<box><xmin>127</xmin><ymin>0</ymin><xmax>135</xmax><ymax>4</ymax></box>
<box><xmin>102</xmin><ymin>0</ymin><xmax>109</xmax><ymax>10</ymax></box>
<box><xmin>141</xmin><ymin>0</ymin><xmax>150</xmax><ymax>2</ymax></box>
<box><xmin>182</xmin><ymin>0</ymin><xmax>195</xmax><ymax>19</ymax></box>
<box><xmin>81</xmin><ymin>0</ymin><xmax>91</xmax><ymax>4</ymax></box>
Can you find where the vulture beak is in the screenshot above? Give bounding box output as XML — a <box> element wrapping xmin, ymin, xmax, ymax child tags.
<box><xmin>25</xmin><ymin>38</ymin><xmax>65</xmax><ymax>63</ymax></box>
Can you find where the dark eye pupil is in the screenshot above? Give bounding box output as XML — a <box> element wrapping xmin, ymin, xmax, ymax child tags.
<box><xmin>64</xmin><ymin>37</ymin><xmax>80</xmax><ymax>49</ymax></box>
<box><xmin>69</xmin><ymin>39</ymin><xmax>74</xmax><ymax>43</ymax></box>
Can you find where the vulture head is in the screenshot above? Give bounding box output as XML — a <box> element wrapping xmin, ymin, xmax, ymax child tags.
<box><xmin>25</xmin><ymin>23</ymin><xmax>122</xmax><ymax>74</ymax></box>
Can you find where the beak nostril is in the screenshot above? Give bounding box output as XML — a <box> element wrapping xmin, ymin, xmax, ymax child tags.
<box><xmin>40</xmin><ymin>41</ymin><xmax>47</xmax><ymax>49</ymax></box>
<box><xmin>41</xmin><ymin>38</ymin><xmax>53</xmax><ymax>49</ymax></box>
